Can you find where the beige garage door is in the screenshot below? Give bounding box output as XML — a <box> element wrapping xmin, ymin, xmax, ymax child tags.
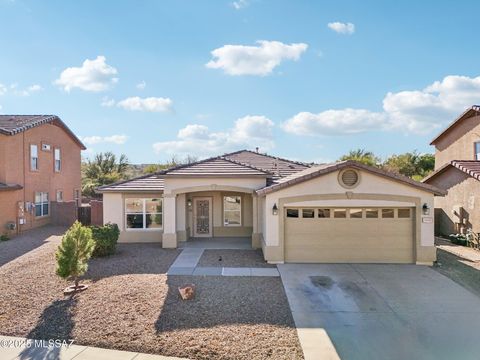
<box><xmin>285</xmin><ymin>207</ymin><xmax>414</xmax><ymax>263</ymax></box>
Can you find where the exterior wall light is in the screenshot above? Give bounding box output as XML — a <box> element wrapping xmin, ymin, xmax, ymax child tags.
<box><xmin>272</xmin><ymin>203</ymin><xmax>278</xmax><ymax>215</ymax></box>
<box><xmin>187</xmin><ymin>199</ymin><xmax>192</xmax><ymax>208</ymax></box>
<box><xmin>422</xmin><ymin>203</ymin><xmax>430</xmax><ymax>215</ymax></box>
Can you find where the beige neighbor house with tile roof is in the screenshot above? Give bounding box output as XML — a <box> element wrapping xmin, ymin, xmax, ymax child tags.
<box><xmin>98</xmin><ymin>150</ymin><xmax>445</xmax><ymax>265</ymax></box>
<box><xmin>424</xmin><ymin>105</ymin><xmax>480</xmax><ymax>236</ymax></box>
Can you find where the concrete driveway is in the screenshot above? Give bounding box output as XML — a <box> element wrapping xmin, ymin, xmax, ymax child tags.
<box><xmin>278</xmin><ymin>264</ymin><xmax>480</xmax><ymax>360</ymax></box>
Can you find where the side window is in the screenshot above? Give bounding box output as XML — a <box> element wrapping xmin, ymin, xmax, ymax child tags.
<box><xmin>54</xmin><ymin>148</ymin><xmax>61</xmax><ymax>172</ymax></box>
<box><xmin>475</xmin><ymin>142</ymin><xmax>480</xmax><ymax>160</ymax></box>
<box><xmin>30</xmin><ymin>144</ymin><xmax>38</xmax><ymax>170</ymax></box>
<box><xmin>35</xmin><ymin>192</ymin><xmax>49</xmax><ymax>217</ymax></box>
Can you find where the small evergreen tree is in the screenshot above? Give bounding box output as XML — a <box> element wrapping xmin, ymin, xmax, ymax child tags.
<box><xmin>56</xmin><ymin>221</ymin><xmax>95</xmax><ymax>291</ymax></box>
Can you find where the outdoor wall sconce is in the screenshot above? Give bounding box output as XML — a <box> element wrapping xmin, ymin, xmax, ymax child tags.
<box><xmin>422</xmin><ymin>203</ymin><xmax>430</xmax><ymax>215</ymax></box>
<box><xmin>272</xmin><ymin>203</ymin><xmax>278</xmax><ymax>215</ymax></box>
<box><xmin>187</xmin><ymin>199</ymin><xmax>192</xmax><ymax>208</ymax></box>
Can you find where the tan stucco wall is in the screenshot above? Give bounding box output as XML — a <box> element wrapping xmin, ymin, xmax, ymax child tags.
<box><xmin>103</xmin><ymin>192</ymin><xmax>164</xmax><ymax>243</ymax></box>
<box><xmin>434</xmin><ymin>114</ymin><xmax>480</xmax><ymax>169</ymax></box>
<box><xmin>0</xmin><ymin>123</ymin><xmax>82</xmax><ymax>234</ymax></box>
<box><xmin>261</xmin><ymin>169</ymin><xmax>435</xmax><ymax>264</ymax></box>
<box><xmin>427</xmin><ymin>166</ymin><xmax>480</xmax><ymax>235</ymax></box>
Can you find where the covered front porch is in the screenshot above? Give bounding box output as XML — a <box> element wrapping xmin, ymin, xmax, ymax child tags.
<box><xmin>161</xmin><ymin>184</ymin><xmax>263</xmax><ymax>249</ymax></box>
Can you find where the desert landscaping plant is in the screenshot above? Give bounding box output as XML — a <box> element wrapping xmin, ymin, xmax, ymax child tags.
<box><xmin>0</xmin><ymin>234</ymin><xmax>9</xmax><ymax>241</ymax></box>
<box><xmin>90</xmin><ymin>223</ymin><xmax>120</xmax><ymax>257</ymax></box>
<box><xmin>56</xmin><ymin>221</ymin><xmax>95</xmax><ymax>294</ymax></box>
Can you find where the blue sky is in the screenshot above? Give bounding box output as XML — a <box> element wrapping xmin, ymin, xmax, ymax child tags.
<box><xmin>1</xmin><ymin>0</ymin><xmax>479</xmax><ymax>164</ymax></box>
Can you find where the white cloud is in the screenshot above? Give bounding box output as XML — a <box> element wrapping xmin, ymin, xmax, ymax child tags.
<box><xmin>328</xmin><ymin>22</ymin><xmax>355</xmax><ymax>34</ymax></box>
<box><xmin>282</xmin><ymin>109</ymin><xmax>386</xmax><ymax>136</ymax></box>
<box><xmin>0</xmin><ymin>83</ymin><xmax>43</xmax><ymax>96</ymax></box>
<box><xmin>136</xmin><ymin>80</ymin><xmax>146</xmax><ymax>90</ymax></box>
<box><xmin>232</xmin><ymin>0</ymin><xmax>248</xmax><ymax>9</ymax></box>
<box><xmin>81</xmin><ymin>134</ymin><xmax>128</xmax><ymax>145</ymax></box>
<box><xmin>15</xmin><ymin>84</ymin><xmax>43</xmax><ymax>96</ymax></box>
<box><xmin>100</xmin><ymin>96</ymin><xmax>115</xmax><ymax>107</ymax></box>
<box><xmin>117</xmin><ymin>96</ymin><xmax>173</xmax><ymax>112</ymax></box>
<box><xmin>153</xmin><ymin>115</ymin><xmax>275</xmax><ymax>156</ymax></box>
<box><xmin>283</xmin><ymin>74</ymin><xmax>480</xmax><ymax>136</ymax></box>
<box><xmin>54</xmin><ymin>56</ymin><xmax>118</xmax><ymax>92</ymax></box>
<box><xmin>206</xmin><ymin>40</ymin><xmax>308</xmax><ymax>76</ymax></box>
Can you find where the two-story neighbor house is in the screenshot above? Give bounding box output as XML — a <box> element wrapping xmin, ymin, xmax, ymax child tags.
<box><xmin>99</xmin><ymin>149</ymin><xmax>444</xmax><ymax>265</ymax></box>
<box><xmin>424</xmin><ymin>105</ymin><xmax>480</xmax><ymax>235</ymax></box>
<box><xmin>0</xmin><ymin>115</ymin><xmax>85</xmax><ymax>235</ymax></box>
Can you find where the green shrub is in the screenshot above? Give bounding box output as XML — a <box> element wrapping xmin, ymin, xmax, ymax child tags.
<box><xmin>56</xmin><ymin>221</ymin><xmax>95</xmax><ymax>289</ymax></box>
<box><xmin>0</xmin><ymin>234</ymin><xmax>9</xmax><ymax>241</ymax></box>
<box><xmin>449</xmin><ymin>233</ymin><xmax>468</xmax><ymax>246</ymax></box>
<box><xmin>90</xmin><ymin>223</ymin><xmax>119</xmax><ymax>257</ymax></box>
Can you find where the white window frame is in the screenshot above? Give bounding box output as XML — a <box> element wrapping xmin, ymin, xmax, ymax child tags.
<box><xmin>56</xmin><ymin>190</ymin><xmax>63</xmax><ymax>202</ymax></box>
<box><xmin>54</xmin><ymin>148</ymin><xmax>61</xmax><ymax>172</ymax></box>
<box><xmin>35</xmin><ymin>192</ymin><xmax>49</xmax><ymax>217</ymax></box>
<box><xmin>223</xmin><ymin>195</ymin><xmax>242</xmax><ymax>227</ymax></box>
<box><xmin>125</xmin><ymin>198</ymin><xmax>163</xmax><ymax>231</ymax></box>
<box><xmin>30</xmin><ymin>144</ymin><xmax>38</xmax><ymax>171</ymax></box>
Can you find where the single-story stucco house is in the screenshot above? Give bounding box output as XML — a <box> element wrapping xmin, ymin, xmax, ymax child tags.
<box><xmin>98</xmin><ymin>150</ymin><xmax>445</xmax><ymax>265</ymax></box>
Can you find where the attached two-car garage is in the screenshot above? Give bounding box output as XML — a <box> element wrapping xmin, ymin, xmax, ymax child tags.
<box><xmin>284</xmin><ymin>207</ymin><xmax>415</xmax><ymax>263</ymax></box>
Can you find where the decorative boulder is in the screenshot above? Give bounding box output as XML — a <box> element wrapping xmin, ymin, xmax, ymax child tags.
<box><xmin>178</xmin><ymin>284</ymin><xmax>196</xmax><ymax>300</ymax></box>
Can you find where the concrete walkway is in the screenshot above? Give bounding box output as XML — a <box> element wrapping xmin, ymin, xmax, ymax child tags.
<box><xmin>279</xmin><ymin>263</ymin><xmax>480</xmax><ymax>360</ymax></box>
<box><xmin>167</xmin><ymin>243</ymin><xmax>279</xmax><ymax>277</ymax></box>
<box><xmin>0</xmin><ymin>335</ymin><xmax>186</xmax><ymax>360</ymax></box>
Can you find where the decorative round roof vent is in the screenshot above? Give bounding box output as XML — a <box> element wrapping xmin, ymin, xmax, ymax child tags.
<box><xmin>339</xmin><ymin>169</ymin><xmax>360</xmax><ymax>188</ymax></box>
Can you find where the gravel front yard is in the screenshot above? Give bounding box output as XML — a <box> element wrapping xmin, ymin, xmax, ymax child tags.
<box><xmin>0</xmin><ymin>227</ymin><xmax>303</xmax><ymax>360</ymax></box>
<box><xmin>197</xmin><ymin>249</ymin><xmax>276</xmax><ymax>268</ymax></box>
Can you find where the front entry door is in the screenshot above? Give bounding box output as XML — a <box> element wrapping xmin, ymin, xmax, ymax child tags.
<box><xmin>193</xmin><ymin>197</ymin><xmax>212</xmax><ymax>237</ymax></box>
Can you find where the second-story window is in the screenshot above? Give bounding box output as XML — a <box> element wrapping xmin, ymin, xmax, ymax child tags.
<box><xmin>54</xmin><ymin>148</ymin><xmax>61</xmax><ymax>172</ymax></box>
<box><xmin>475</xmin><ymin>142</ymin><xmax>480</xmax><ymax>160</ymax></box>
<box><xmin>30</xmin><ymin>144</ymin><xmax>38</xmax><ymax>170</ymax></box>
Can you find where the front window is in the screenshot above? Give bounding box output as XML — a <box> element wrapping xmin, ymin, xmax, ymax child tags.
<box><xmin>224</xmin><ymin>196</ymin><xmax>241</xmax><ymax>226</ymax></box>
<box><xmin>475</xmin><ymin>142</ymin><xmax>480</xmax><ymax>160</ymax></box>
<box><xmin>35</xmin><ymin>192</ymin><xmax>49</xmax><ymax>217</ymax></box>
<box><xmin>54</xmin><ymin>148</ymin><xmax>61</xmax><ymax>172</ymax></box>
<box><xmin>30</xmin><ymin>144</ymin><xmax>38</xmax><ymax>170</ymax></box>
<box><xmin>56</xmin><ymin>190</ymin><xmax>63</xmax><ymax>202</ymax></box>
<box><xmin>125</xmin><ymin>198</ymin><xmax>163</xmax><ymax>230</ymax></box>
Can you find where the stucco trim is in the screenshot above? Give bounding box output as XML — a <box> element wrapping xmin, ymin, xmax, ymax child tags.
<box><xmin>274</xmin><ymin>193</ymin><xmax>426</xmax><ymax>264</ymax></box>
<box><xmin>169</xmin><ymin>185</ymin><xmax>255</xmax><ymax>195</ymax></box>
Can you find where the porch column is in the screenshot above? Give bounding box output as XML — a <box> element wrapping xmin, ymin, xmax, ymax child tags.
<box><xmin>252</xmin><ymin>194</ymin><xmax>261</xmax><ymax>249</ymax></box>
<box><xmin>176</xmin><ymin>193</ymin><xmax>187</xmax><ymax>242</ymax></box>
<box><xmin>163</xmin><ymin>194</ymin><xmax>177</xmax><ymax>248</ymax></box>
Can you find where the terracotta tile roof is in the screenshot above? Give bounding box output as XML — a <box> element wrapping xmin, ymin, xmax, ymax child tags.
<box><xmin>423</xmin><ymin>160</ymin><xmax>480</xmax><ymax>183</ymax></box>
<box><xmin>161</xmin><ymin>156</ymin><xmax>271</xmax><ymax>177</ymax></box>
<box><xmin>98</xmin><ymin>175</ymin><xmax>165</xmax><ymax>192</ymax></box>
<box><xmin>0</xmin><ymin>183</ymin><xmax>23</xmax><ymax>191</ymax></box>
<box><xmin>257</xmin><ymin>160</ymin><xmax>446</xmax><ymax>196</ymax></box>
<box><xmin>224</xmin><ymin>150</ymin><xmax>311</xmax><ymax>178</ymax></box>
<box><xmin>430</xmin><ymin>106</ymin><xmax>480</xmax><ymax>145</ymax></box>
<box><xmin>0</xmin><ymin>115</ymin><xmax>86</xmax><ymax>149</ymax></box>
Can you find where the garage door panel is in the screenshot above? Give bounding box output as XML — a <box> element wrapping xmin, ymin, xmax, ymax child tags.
<box><xmin>284</xmin><ymin>207</ymin><xmax>414</xmax><ymax>263</ymax></box>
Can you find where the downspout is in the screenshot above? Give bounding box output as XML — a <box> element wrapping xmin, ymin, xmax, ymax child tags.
<box><xmin>21</xmin><ymin>131</ymin><xmax>26</xmax><ymax>234</ymax></box>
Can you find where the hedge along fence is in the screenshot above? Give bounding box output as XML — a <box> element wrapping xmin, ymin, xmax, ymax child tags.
<box><xmin>90</xmin><ymin>223</ymin><xmax>120</xmax><ymax>257</ymax></box>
